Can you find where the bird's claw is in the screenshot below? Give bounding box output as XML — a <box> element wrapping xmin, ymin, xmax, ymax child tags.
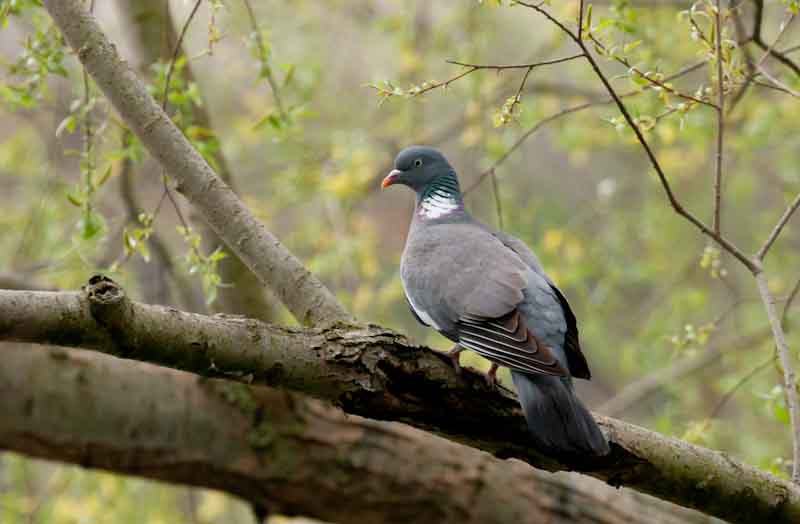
<box><xmin>447</xmin><ymin>344</ymin><xmax>463</xmax><ymax>375</ymax></box>
<box><xmin>485</xmin><ymin>362</ymin><xmax>499</xmax><ymax>389</ymax></box>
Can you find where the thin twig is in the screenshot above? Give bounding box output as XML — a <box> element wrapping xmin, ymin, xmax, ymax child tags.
<box><xmin>755</xmin><ymin>66</ymin><xmax>800</xmax><ymax>97</ymax></box>
<box><xmin>489</xmin><ymin>170</ymin><xmax>504</xmax><ymax>230</ymax></box>
<box><xmin>709</xmin><ymin>355</ymin><xmax>776</xmax><ymax>419</ymax></box>
<box><xmin>728</xmin><ymin>6</ymin><xmax>757</xmax><ymax>114</ymax></box>
<box><xmin>375</xmin><ymin>54</ymin><xmax>585</xmax><ymax>99</ymax></box>
<box><xmin>518</xmin><ymin>0</ymin><xmax>757</xmax><ymax>272</ymax></box>
<box><xmin>464</xmin><ymin>103</ymin><xmax>596</xmax><ymax>194</ymax></box>
<box><xmin>587</xmin><ymin>33</ymin><xmax>718</xmax><ymax>109</ymax></box>
<box><xmin>712</xmin><ymin>0</ymin><xmax>725</xmax><ymax>234</ymax></box>
<box><xmin>242</xmin><ymin>0</ymin><xmax>286</xmax><ymax>118</ymax></box>
<box><xmin>750</xmin><ymin>0</ymin><xmax>800</xmax><ymax>77</ymax></box>
<box><xmin>163</xmin><ymin>0</ymin><xmax>203</xmax><ymax>113</ymax></box>
<box><xmin>782</xmin><ymin>275</ymin><xmax>800</xmax><ymax>332</ymax></box>
<box><xmin>158</xmin><ymin>0</ymin><xmax>203</xmax><ymax>234</ymax></box>
<box><xmin>81</xmin><ymin>0</ymin><xmax>97</xmax><ymax>214</ymax></box>
<box><xmin>463</xmin><ymin>60</ymin><xmax>708</xmax><ymax>194</ymax></box>
<box><xmin>599</xmin><ymin>328</ymin><xmax>771</xmax><ymax>416</ymax></box>
<box><xmin>446</xmin><ymin>54</ymin><xmax>584</xmax><ymax>71</ymax></box>
<box><xmin>755</xmin><ymin>270</ymin><xmax>800</xmax><ymax>482</ymax></box>
<box><xmin>755</xmin><ymin>11</ymin><xmax>797</xmax><ymax>71</ymax></box>
<box><xmin>755</xmin><ymin>191</ymin><xmax>800</xmax><ymax>260</ymax></box>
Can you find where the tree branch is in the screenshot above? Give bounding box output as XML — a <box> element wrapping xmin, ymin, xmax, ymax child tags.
<box><xmin>116</xmin><ymin>0</ymin><xmax>281</xmax><ymax>322</ymax></box>
<box><xmin>42</xmin><ymin>0</ymin><xmax>350</xmax><ymax>326</ymax></box>
<box><xmin>750</xmin><ymin>0</ymin><xmax>800</xmax><ymax>77</ymax></box>
<box><xmin>713</xmin><ymin>0</ymin><xmax>725</xmax><ymax>234</ymax></box>
<box><xmin>755</xmin><ymin>191</ymin><xmax>800</xmax><ymax>260</ymax></box>
<box><xmin>0</xmin><ymin>279</ymin><xmax>798</xmax><ymax>524</ymax></box>
<box><xmin>755</xmin><ymin>269</ymin><xmax>800</xmax><ymax>482</ymax></box>
<box><xmin>0</xmin><ymin>343</ymin><xmax>722</xmax><ymax>524</ymax></box>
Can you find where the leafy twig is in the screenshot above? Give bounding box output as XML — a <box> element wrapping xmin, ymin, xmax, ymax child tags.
<box><xmin>242</xmin><ymin>0</ymin><xmax>286</xmax><ymax>119</ymax></box>
<box><xmin>712</xmin><ymin>0</ymin><xmax>725</xmax><ymax>234</ymax></box>
<box><xmin>518</xmin><ymin>0</ymin><xmax>757</xmax><ymax>272</ymax></box>
<box><xmin>371</xmin><ymin>54</ymin><xmax>583</xmax><ymax>102</ymax></box>
<box><xmin>463</xmin><ymin>60</ymin><xmax>708</xmax><ymax>194</ymax></box>
<box><xmin>587</xmin><ymin>33</ymin><xmax>718</xmax><ymax>109</ymax></box>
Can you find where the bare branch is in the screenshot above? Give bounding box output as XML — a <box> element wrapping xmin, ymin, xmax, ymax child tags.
<box><xmin>750</xmin><ymin>0</ymin><xmax>800</xmax><ymax>76</ymax></box>
<box><xmin>464</xmin><ymin>102</ymin><xmax>598</xmax><ymax>194</ymax></box>
<box><xmin>712</xmin><ymin>0</ymin><xmax>725</xmax><ymax>234</ymax></box>
<box><xmin>0</xmin><ymin>344</ymin><xmax>724</xmax><ymax>524</ymax></box>
<box><xmin>1</xmin><ymin>279</ymin><xmax>800</xmax><ymax>524</ymax></box>
<box><xmin>756</xmin><ymin>191</ymin><xmax>800</xmax><ymax>261</ymax></box>
<box><xmin>43</xmin><ymin>0</ymin><xmax>351</xmax><ymax>325</ymax></box>
<box><xmin>755</xmin><ymin>270</ymin><xmax>800</xmax><ymax>482</ymax></box>
<box><xmin>783</xmin><ymin>275</ymin><xmax>800</xmax><ymax>331</ymax></box>
<box><xmin>755</xmin><ymin>66</ymin><xmax>800</xmax><ymax>97</ymax></box>
<box><xmin>710</xmin><ymin>355</ymin><xmax>776</xmax><ymax>420</ymax></box>
<box><xmin>446</xmin><ymin>54</ymin><xmax>584</xmax><ymax>71</ymax></box>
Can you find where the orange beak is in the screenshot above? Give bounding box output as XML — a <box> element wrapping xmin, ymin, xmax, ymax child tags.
<box><xmin>381</xmin><ymin>169</ymin><xmax>402</xmax><ymax>189</ymax></box>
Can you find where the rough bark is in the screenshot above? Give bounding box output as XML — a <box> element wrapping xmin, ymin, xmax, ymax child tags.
<box><xmin>0</xmin><ymin>344</ymin><xmax>720</xmax><ymax>524</ymax></box>
<box><xmin>42</xmin><ymin>0</ymin><xmax>349</xmax><ymax>326</ymax></box>
<box><xmin>30</xmin><ymin>1</ymin><xmax>800</xmax><ymax>522</ymax></box>
<box><xmin>0</xmin><ymin>279</ymin><xmax>796</xmax><ymax>524</ymax></box>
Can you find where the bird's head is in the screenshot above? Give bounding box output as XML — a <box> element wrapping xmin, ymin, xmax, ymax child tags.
<box><xmin>381</xmin><ymin>146</ymin><xmax>458</xmax><ymax>194</ymax></box>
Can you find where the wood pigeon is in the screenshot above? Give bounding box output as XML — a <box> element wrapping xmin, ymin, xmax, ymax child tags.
<box><xmin>382</xmin><ymin>145</ymin><xmax>609</xmax><ymax>457</ymax></box>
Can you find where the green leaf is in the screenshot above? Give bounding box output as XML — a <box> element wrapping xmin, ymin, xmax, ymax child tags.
<box><xmin>96</xmin><ymin>164</ymin><xmax>113</xmax><ymax>187</ymax></box>
<box><xmin>78</xmin><ymin>210</ymin><xmax>105</xmax><ymax>240</ymax></box>
<box><xmin>66</xmin><ymin>192</ymin><xmax>83</xmax><ymax>207</ymax></box>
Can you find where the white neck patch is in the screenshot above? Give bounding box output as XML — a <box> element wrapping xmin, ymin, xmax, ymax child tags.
<box><xmin>418</xmin><ymin>193</ymin><xmax>458</xmax><ymax>219</ymax></box>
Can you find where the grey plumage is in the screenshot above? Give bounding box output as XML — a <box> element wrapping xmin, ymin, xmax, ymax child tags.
<box><xmin>384</xmin><ymin>145</ymin><xmax>609</xmax><ymax>458</ymax></box>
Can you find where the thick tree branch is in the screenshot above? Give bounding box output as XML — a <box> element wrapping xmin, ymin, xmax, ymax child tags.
<box><xmin>42</xmin><ymin>0</ymin><xmax>350</xmax><ymax>326</ymax></box>
<box><xmin>0</xmin><ymin>280</ymin><xmax>797</xmax><ymax>524</ymax></box>
<box><xmin>0</xmin><ymin>344</ymin><xmax>722</xmax><ymax>524</ymax></box>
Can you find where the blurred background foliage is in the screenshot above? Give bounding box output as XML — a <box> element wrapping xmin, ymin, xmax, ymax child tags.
<box><xmin>1</xmin><ymin>0</ymin><xmax>800</xmax><ymax>521</ymax></box>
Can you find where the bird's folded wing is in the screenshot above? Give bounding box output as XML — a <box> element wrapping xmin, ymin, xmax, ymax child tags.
<box><xmin>458</xmin><ymin>310</ymin><xmax>568</xmax><ymax>376</ymax></box>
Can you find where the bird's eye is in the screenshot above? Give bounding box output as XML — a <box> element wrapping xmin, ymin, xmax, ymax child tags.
<box><xmin>414</xmin><ymin>159</ymin><xmax>423</xmax><ymax>167</ymax></box>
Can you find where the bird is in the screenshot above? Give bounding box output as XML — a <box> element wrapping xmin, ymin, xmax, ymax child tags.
<box><xmin>382</xmin><ymin>145</ymin><xmax>609</xmax><ymax>458</ymax></box>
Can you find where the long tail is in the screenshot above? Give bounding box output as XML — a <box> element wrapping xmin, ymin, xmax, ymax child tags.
<box><xmin>511</xmin><ymin>371</ymin><xmax>609</xmax><ymax>457</ymax></box>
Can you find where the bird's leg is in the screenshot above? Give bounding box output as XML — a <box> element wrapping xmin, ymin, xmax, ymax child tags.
<box><xmin>446</xmin><ymin>344</ymin><xmax>464</xmax><ymax>374</ymax></box>
<box><xmin>485</xmin><ymin>362</ymin><xmax>499</xmax><ymax>389</ymax></box>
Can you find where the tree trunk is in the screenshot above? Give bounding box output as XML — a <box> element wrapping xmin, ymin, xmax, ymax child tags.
<box><xmin>0</xmin><ymin>343</ymin><xmax>720</xmax><ymax>524</ymax></box>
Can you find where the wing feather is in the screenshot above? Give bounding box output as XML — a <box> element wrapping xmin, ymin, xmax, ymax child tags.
<box><xmin>457</xmin><ymin>310</ymin><xmax>567</xmax><ymax>377</ymax></box>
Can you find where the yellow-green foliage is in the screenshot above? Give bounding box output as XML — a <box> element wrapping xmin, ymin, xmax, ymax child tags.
<box><xmin>1</xmin><ymin>0</ymin><xmax>800</xmax><ymax>520</ymax></box>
